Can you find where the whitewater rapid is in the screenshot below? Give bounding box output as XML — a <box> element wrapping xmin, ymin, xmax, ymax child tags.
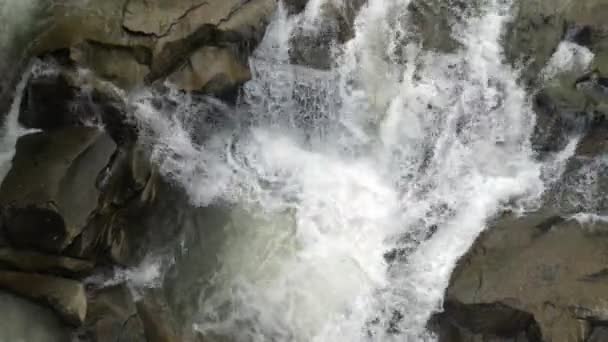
<box><xmin>130</xmin><ymin>0</ymin><xmax>550</xmax><ymax>340</ymax></box>
<box><xmin>0</xmin><ymin>0</ymin><xmax>593</xmax><ymax>340</ymax></box>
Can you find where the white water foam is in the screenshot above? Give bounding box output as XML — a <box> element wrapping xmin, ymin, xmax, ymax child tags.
<box><xmin>0</xmin><ymin>63</ymin><xmax>41</xmax><ymax>183</ymax></box>
<box><xmin>541</xmin><ymin>41</ymin><xmax>595</xmax><ymax>82</ymax></box>
<box><xmin>133</xmin><ymin>0</ymin><xmax>554</xmax><ymax>340</ymax></box>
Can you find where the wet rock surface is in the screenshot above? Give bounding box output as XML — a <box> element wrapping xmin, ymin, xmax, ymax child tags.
<box><xmin>0</xmin><ymin>247</ymin><xmax>94</xmax><ymax>278</ymax></box>
<box><xmin>0</xmin><ymin>127</ymin><xmax>116</xmax><ymax>252</ymax></box>
<box><xmin>0</xmin><ymin>291</ymin><xmax>70</xmax><ymax>342</ymax></box>
<box><xmin>437</xmin><ymin>212</ymin><xmax>608</xmax><ymax>341</ymax></box>
<box><xmin>0</xmin><ymin>0</ymin><xmax>278</xmax><ymax>340</ymax></box>
<box><xmin>0</xmin><ymin>270</ymin><xmax>87</xmax><ymax>325</ymax></box>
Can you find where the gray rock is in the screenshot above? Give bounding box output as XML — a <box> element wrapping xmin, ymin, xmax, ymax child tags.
<box><xmin>441</xmin><ymin>211</ymin><xmax>608</xmax><ymax>341</ymax></box>
<box><xmin>0</xmin><ymin>291</ymin><xmax>70</xmax><ymax>342</ymax></box>
<box><xmin>0</xmin><ymin>127</ymin><xmax>116</xmax><ymax>253</ymax></box>
<box><xmin>136</xmin><ymin>288</ymin><xmax>180</xmax><ymax>342</ymax></box>
<box><xmin>168</xmin><ymin>46</ymin><xmax>252</xmax><ymax>96</ymax></box>
<box><xmin>0</xmin><ymin>247</ymin><xmax>94</xmax><ymax>278</ymax></box>
<box><xmin>288</xmin><ymin>0</ymin><xmax>366</xmax><ymax>69</ymax></box>
<box><xmin>0</xmin><ymin>270</ymin><xmax>87</xmax><ymax>325</ymax></box>
<box><xmin>283</xmin><ymin>0</ymin><xmax>309</xmax><ymax>15</ymax></box>
<box><xmin>70</xmin><ymin>40</ymin><xmax>152</xmax><ymax>91</ymax></box>
<box><xmin>19</xmin><ymin>67</ymin><xmax>83</xmax><ymax>130</ymax></box>
<box><xmin>587</xmin><ymin>326</ymin><xmax>608</xmax><ymax>342</ymax></box>
<box><xmin>79</xmin><ymin>285</ymin><xmax>146</xmax><ymax>342</ymax></box>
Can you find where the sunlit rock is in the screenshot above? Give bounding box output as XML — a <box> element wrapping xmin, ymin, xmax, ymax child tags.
<box><xmin>438</xmin><ymin>212</ymin><xmax>608</xmax><ymax>341</ymax></box>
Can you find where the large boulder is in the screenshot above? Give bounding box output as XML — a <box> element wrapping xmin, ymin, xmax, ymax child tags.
<box><xmin>0</xmin><ymin>271</ymin><xmax>87</xmax><ymax>325</ymax></box>
<box><xmin>136</xmin><ymin>289</ymin><xmax>180</xmax><ymax>342</ymax></box>
<box><xmin>78</xmin><ymin>285</ymin><xmax>146</xmax><ymax>342</ymax></box>
<box><xmin>19</xmin><ymin>63</ymin><xmax>83</xmax><ymax>130</ymax></box>
<box><xmin>31</xmin><ymin>0</ymin><xmax>275</xmax><ymax>95</ymax></box>
<box><xmin>70</xmin><ymin>40</ymin><xmax>152</xmax><ymax>91</ymax></box>
<box><xmin>168</xmin><ymin>46</ymin><xmax>252</xmax><ymax>98</ymax></box>
<box><xmin>0</xmin><ymin>127</ymin><xmax>116</xmax><ymax>253</ymax></box>
<box><xmin>0</xmin><ymin>291</ymin><xmax>70</xmax><ymax>342</ymax></box>
<box><xmin>438</xmin><ymin>212</ymin><xmax>608</xmax><ymax>341</ymax></box>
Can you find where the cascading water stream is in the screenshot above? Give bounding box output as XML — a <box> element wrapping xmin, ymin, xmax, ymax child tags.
<box><xmin>131</xmin><ymin>0</ymin><xmax>550</xmax><ymax>340</ymax></box>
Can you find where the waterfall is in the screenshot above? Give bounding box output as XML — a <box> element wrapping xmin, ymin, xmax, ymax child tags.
<box><xmin>132</xmin><ymin>0</ymin><xmax>548</xmax><ymax>340</ymax></box>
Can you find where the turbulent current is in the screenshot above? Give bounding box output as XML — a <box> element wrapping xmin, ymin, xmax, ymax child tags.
<box><xmin>133</xmin><ymin>0</ymin><xmax>548</xmax><ymax>340</ymax></box>
<box><xmin>0</xmin><ymin>0</ymin><xmax>582</xmax><ymax>341</ymax></box>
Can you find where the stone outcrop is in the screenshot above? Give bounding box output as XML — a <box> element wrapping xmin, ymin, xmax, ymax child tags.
<box><xmin>0</xmin><ymin>127</ymin><xmax>115</xmax><ymax>253</ymax></box>
<box><xmin>168</xmin><ymin>46</ymin><xmax>252</xmax><ymax>98</ymax></box>
<box><xmin>0</xmin><ymin>247</ymin><xmax>94</xmax><ymax>278</ymax></box>
<box><xmin>437</xmin><ymin>213</ymin><xmax>608</xmax><ymax>341</ymax></box>
<box><xmin>0</xmin><ymin>291</ymin><xmax>70</xmax><ymax>342</ymax></box>
<box><xmin>29</xmin><ymin>0</ymin><xmax>275</xmax><ymax>96</ymax></box>
<box><xmin>78</xmin><ymin>285</ymin><xmax>146</xmax><ymax>342</ymax></box>
<box><xmin>0</xmin><ymin>271</ymin><xmax>87</xmax><ymax>326</ymax></box>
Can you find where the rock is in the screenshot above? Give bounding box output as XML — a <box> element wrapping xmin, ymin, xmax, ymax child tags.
<box><xmin>288</xmin><ymin>0</ymin><xmax>366</xmax><ymax>69</ymax></box>
<box><xmin>32</xmin><ymin>0</ymin><xmax>153</xmax><ymax>56</ymax></box>
<box><xmin>432</xmin><ymin>301</ymin><xmax>542</xmax><ymax>341</ymax></box>
<box><xmin>123</xmin><ymin>0</ymin><xmax>238</xmax><ymax>38</ymax></box>
<box><xmin>66</xmin><ymin>145</ymin><xmax>181</xmax><ymax>266</ymax></box>
<box><xmin>0</xmin><ymin>271</ymin><xmax>87</xmax><ymax>325</ymax></box>
<box><xmin>440</xmin><ymin>211</ymin><xmax>608</xmax><ymax>341</ymax></box>
<box><xmin>587</xmin><ymin>326</ymin><xmax>608</xmax><ymax>342</ymax></box>
<box><xmin>0</xmin><ymin>127</ymin><xmax>116</xmax><ymax>253</ymax></box>
<box><xmin>0</xmin><ymin>291</ymin><xmax>70</xmax><ymax>342</ymax></box>
<box><xmin>19</xmin><ymin>68</ymin><xmax>82</xmax><ymax>130</ymax></box>
<box><xmin>506</xmin><ymin>0</ymin><xmax>608</xmax><ymax>87</ymax></box>
<box><xmin>168</xmin><ymin>46</ymin><xmax>252</xmax><ymax>96</ymax></box>
<box><xmin>406</xmin><ymin>0</ymin><xmax>475</xmax><ymax>54</ymax></box>
<box><xmin>283</xmin><ymin>0</ymin><xmax>309</xmax><ymax>15</ymax></box>
<box><xmin>70</xmin><ymin>40</ymin><xmax>151</xmax><ymax>91</ymax></box>
<box><xmin>19</xmin><ymin>62</ymin><xmax>137</xmax><ymax>145</ymax></box>
<box><xmin>136</xmin><ymin>289</ymin><xmax>180</xmax><ymax>342</ymax></box>
<box><xmin>0</xmin><ymin>0</ymin><xmax>53</xmax><ymax>118</ymax></box>
<box><xmin>6</xmin><ymin>0</ymin><xmax>275</xmax><ymax>103</ymax></box>
<box><xmin>132</xmin><ymin>0</ymin><xmax>275</xmax><ymax>87</ymax></box>
<box><xmin>78</xmin><ymin>285</ymin><xmax>146</xmax><ymax>342</ymax></box>
<box><xmin>0</xmin><ymin>247</ymin><xmax>94</xmax><ymax>278</ymax></box>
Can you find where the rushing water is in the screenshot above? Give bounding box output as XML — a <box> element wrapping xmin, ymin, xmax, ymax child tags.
<box><xmin>133</xmin><ymin>0</ymin><xmax>547</xmax><ymax>340</ymax></box>
<box><xmin>0</xmin><ymin>0</ymin><xmax>584</xmax><ymax>340</ymax></box>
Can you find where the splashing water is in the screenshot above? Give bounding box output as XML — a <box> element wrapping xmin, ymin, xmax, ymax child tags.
<box><xmin>134</xmin><ymin>0</ymin><xmax>549</xmax><ymax>340</ymax></box>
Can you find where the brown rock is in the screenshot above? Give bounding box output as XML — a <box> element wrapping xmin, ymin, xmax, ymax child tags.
<box><xmin>0</xmin><ymin>127</ymin><xmax>116</xmax><ymax>253</ymax></box>
<box><xmin>0</xmin><ymin>271</ymin><xmax>87</xmax><ymax>325</ymax></box>
<box><xmin>441</xmin><ymin>212</ymin><xmax>608</xmax><ymax>341</ymax></box>
<box><xmin>168</xmin><ymin>46</ymin><xmax>251</xmax><ymax>95</ymax></box>
<box><xmin>0</xmin><ymin>247</ymin><xmax>94</xmax><ymax>278</ymax></box>
<box><xmin>81</xmin><ymin>285</ymin><xmax>146</xmax><ymax>342</ymax></box>
<box><xmin>0</xmin><ymin>291</ymin><xmax>70</xmax><ymax>342</ymax></box>
<box><xmin>137</xmin><ymin>289</ymin><xmax>180</xmax><ymax>342</ymax></box>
